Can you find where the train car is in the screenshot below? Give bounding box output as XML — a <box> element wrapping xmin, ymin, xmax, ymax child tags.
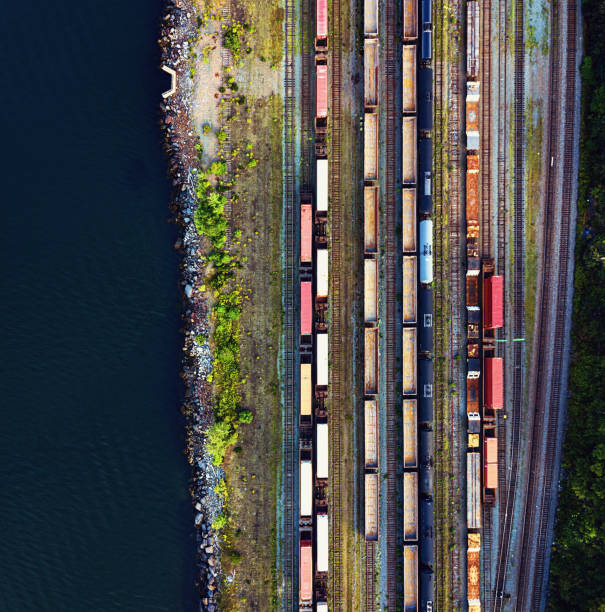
<box><xmin>467</xmin><ymin>533</ymin><xmax>481</xmax><ymax>611</ymax></box>
<box><xmin>466</xmin><ymin>276</ymin><xmax>479</xmax><ymax>309</ymax></box>
<box><xmin>468</xmin><ymin>307</ymin><xmax>480</xmax><ymax>340</ymax></box>
<box><xmin>300</xmin><ymin>537</ymin><xmax>313</xmax><ymax>602</ymax></box>
<box><xmin>420</xmin><ymin>565</ymin><xmax>435</xmax><ymax>612</ymax></box>
<box><xmin>419</xmin><ymin>427</ymin><xmax>434</xmax><ymax>498</ymax></box>
<box><xmin>403</xmin><ymin>327</ymin><xmax>417</xmax><ymax>395</ymax></box>
<box><xmin>316</xmin><ymin>159</ymin><xmax>328</xmax><ymax>211</ymax></box>
<box><xmin>422</xmin><ymin>0</ymin><xmax>432</xmax><ymax>27</ymax></box>
<box><xmin>403</xmin><ymin>0</ymin><xmax>418</xmax><ymax>40</ymax></box>
<box><xmin>364</xmin><ymin>328</ymin><xmax>378</xmax><ymax>395</ymax></box>
<box><xmin>402</xmin><ymin>45</ymin><xmax>417</xmax><ymax>113</ymax></box>
<box><xmin>364</xmin><ymin>258</ymin><xmax>378</xmax><ymax>323</ymax></box>
<box><xmin>404</xmin><ymin>472</ymin><xmax>419</xmax><ymax>541</ymax></box>
<box><xmin>403</xmin><ymin>256</ymin><xmax>418</xmax><ymax>324</ymax></box>
<box><xmin>467</xmin><ymin>452</ymin><xmax>481</xmax><ymax>529</ymax></box>
<box><xmin>316</xmin><ymin>603</ymin><xmax>328</xmax><ymax>612</ymax></box>
<box><xmin>364</xmin><ymin>39</ymin><xmax>379</xmax><ymax>109</ymax></box>
<box><xmin>466</xmin><ymin>82</ymin><xmax>480</xmax><ymax>150</ymax></box>
<box><xmin>364</xmin><ymin>112</ymin><xmax>378</xmax><ymax>182</ymax></box>
<box><xmin>364</xmin><ymin>186</ymin><xmax>378</xmax><ymax>253</ymax></box>
<box><xmin>467</xmin><ymin>377</ymin><xmax>480</xmax><ymax>428</ymax></box>
<box><xmin>419</xmin><ymin>357</ymin><xmax>433</xmax><ymax>408</ymax></box>
<box><xmin>418</xmin><ymin>287</ymin><xmax>433</xmax><ymax>354</ymax></box>
<box><xmin>484</xmin><ymin>357</ymin><xmax>504</xmax><ymax>410</ymax></box>
<box><xmin>316</xmin><ymin>247</ymin><xmax>329</xmax><ymax>298</ymax></box>
<box><xmin>300</xmin><ymin>458</ymin><xmax>313</xmax><ymax>517</ymax></box>
<box><xmin>404</xmin><ymin>545</ymin><xmax>419</xmax><ymax>611</ymax></box>
<box><xmin>364</xmin><ymin>0</ymin><xmax>378</xmax><ymax>37</ymax></box>
<box><xmin>316</xmin><ymin>332</ymin><xmax>329</xmax><ymax>387</ymax></box>
<box><xmin>418</xmin><ymin>137</ymin><xmax>432</xmax><ymax>183</ymax></box>
<box><xmin>419</xmin><ymin>166</ymin><xmax>432</xmax><ymax>218</ymax></box>
<box><xmin>467</xmin><ymin>237</ymin><xmax>480</xmax><ymax>276</ymax></box>
<box><xmin>404</xmin><ymin>399</ymin><xmax>418</xmax><ymax>468</ymax></box>
<box><xmin>402</xmin><ymin>116</ymin><xmax>417</xmax><ymax>185</ymax></box>
<box><xmin>419</xmin><ymin>220</ymin><xmax>433</xmax><ymax>285</ymax></box>
<box><xmin>316</xmin><ymin>422</ymin><xmax>329</xmax><ymax>479</ymax></box>
<box><xmin>316</xmin><ymin>512</ymin><xmax>329</xmax><ymax>573</ymax></box>
<box><xmin>301</xmin><ymin>202</ymin><xmax>313</xmax><ymax>263</ymax></box>
<box><xmin>466</xmin><ymin>0</ymin><xmax>480</xmax><ymax>79</ymax></box>
<box><xmin>418</xmin><ymin>67</ymin><xmax>433</xmax><ymax>133</ymax></box>
<box><xmin>301</xmin><ymin>281</ymin><xmax>313</xmax><ymax>335</ymax></box>
<box><xmin>483</xmin><ymin>275</ymin><xmax>504</xmax><ymax>329</ymax></box>
<box><xmin>402</xmin><ymin>188</ymin><xmax>417</xmax><ymax>252</ymax></box>
<box><xmin>316</xmin><ymin>62</ymin><xmax>328</xmax><ymax>123</ymax></box>
<box><xmin>421</xmin><ymin>28</ymin><xmax>432</xmax><ymax>63</ymax></box>
<box><xmin>365</xmin><ymin>400</ymin><xmax>378</xmax><ymax>468</ymax></box>
<box><xmin>365</xmin><ymin>473</ymin><xmax>379</xmax><ymax>540</ymax></box>
<box><xmin>300</xmin><ymin>363</ymin><xmax>312</xmax><ymax>418</ymax></box>
<box><xmin>420</xmin><ymin>497</ymin><xmax>434</xmax><ymax>567</ymax></box>
<box><xmin>467</xmin><ymin>166</ymin><xmax>479</xmax><ymax>224</ymax></box>
<box><xmin>316</xmin><ymin>0</ymin><xmax>328</xmax><ymax>51</ymax></box>
<box><xmin>484</xmin><ymin>435</ymin><xmax>498</xmax><ymax>493</ymax></box>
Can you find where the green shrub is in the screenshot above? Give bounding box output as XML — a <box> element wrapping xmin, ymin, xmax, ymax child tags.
<box><xmin>238</xmin><ymin>410</ymin><xmax>253</xmax><ymax>424</ymax></box>
<box><xmin>211</xmin><ymin>513</ymin><xmax>228</xmax><ymax>530</ymax></box>
<box><xmin>206</xmin><ymin>421</ymin><xmax>238</xmax><ymax>466</ymax></box>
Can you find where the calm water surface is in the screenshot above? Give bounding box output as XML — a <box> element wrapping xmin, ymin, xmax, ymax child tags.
<box><xmin>0</xmin><ymin>2</ymin><xmax>196</xmax><ymax>609</ymax></box>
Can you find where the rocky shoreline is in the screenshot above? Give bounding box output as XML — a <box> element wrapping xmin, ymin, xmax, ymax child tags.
<box><xmin>158</xmin><ymin>1</ymin><xmax>223</xmax><ymax>608</ymax></box>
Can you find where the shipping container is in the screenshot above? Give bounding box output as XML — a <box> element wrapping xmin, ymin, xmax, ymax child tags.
<box><xmin>365</xmin><ymin>400</ymin><xmax>378</xmax><ymax>468</ymax></box>
<box><xmin>403</xmin><ymin>0</ymin><xmax>418</xmax><ymax>40</ymax></box>
<box><xmin>403</xmin><ymin>327</ymin><xmax>417</xmax><ymax>395</ymax></box>
<box><xmin>484</xmin><ymin>461</ymin><xmax>498</xmax><ymax>490</ymax></box>
<box><xmin>317</xmin><ymin>332</ymin><xmax>329</xmax><ymax>386</ymax></box>
<box><xmin>365</xmin><ymin>328</ymin><xmax>378</xmax><ymax>395</ymax></box>
<box><xmin>317</xmin><ymin>248</ymin><xmax>329</xmax><ymax>298</ymax></box>
<box><xmin>467</xmin><ymin>377</ymin><xmax>479</xmax><ymax>414</ymax></box>
<box><xmin>364</xmin><ymin>0</ymin><xmax>378</xmax><ymax>36</ymax></box>
<box><xmin>419</xmin><ymin>219</ymin><xmax>433</xmax><ymax>284</ymax></box>
<box><xmin>404</xmin><ymin>545</ymin><xmax>419</xmax><ymax>611</ymax></box>
<box><xmin>300</xmin><ymin>540</ymin><xmax>313</xmax><ymax>601</ymax></box>
<box><xmin>317</xmin><ymin>159</ymin><xmax>328</xmax><ymax>211</ymax></box>
<box><xmin>316</xmin><ymin>0</ymin><xmax>328</xmax><ymax>44</ymax></box>
<box><xmin>301</xmin><ymin>282</ymin><xmax>313</xmax><ymax>335</ymax></box>
<box><xmin>316</xmin><ymin>513</ymin><xmax>329</xmax><ymax>572</ymax></box>
<box><xmin>364</xmin><ymin>258</ymin><xmax>378</xmax><ymax>323</ymax></box>
<box><xmin>364</xmin><ymin>39</ymin><xmax>379</xmax><ymax>108</ymax></box>
<box><xmin>403</xmin><ymin>256</ymin><xmax>418</xmax><ymax>324</ymax></box>
<box><xmin>364</xmin><ymin>186</ymin><xmax>378</xmax><ymax>253</ymax></box>
<box><xmin>316</xmin><ymin>422</ymin><xmax>329</xmax><ymax>479</ymax></box>
<box><xmin>483</xmin><ymin>275</ymin><xmax>504</xmax><ymax>329</ymax></box>
<box><xmin>364</xmin><ymin>112</ymin><xmax>378</xmax><ymax>181</ymax></box>
<box><xmin>316</xmin><ymin>63</ymin><xmax>328</xmax><ymax>118</ymax></box>
<box><xmin>467</xmin><ymin>452</ymin><xmax>481</xmax><ymax>529</ymax></box>
<box><xmin>466</xmin><ymin>276</ymin><xmax>479</xmax><ymax>309</ymax></box>
<box><xmin>484</xmin><ymin>357</ymin><xmax>504</xmax><ymax>410</ymax></box>
<box><xmin>466</xmin><ymin>82</ymin><xmax>480</xmax><ymax>150</ymax></box>
<box><xmin>404</xmin><ymin>399</ymin><xmax>418</xmax><ymax>468</ymax></box>
<box><xmin>484</xmin><ymin>437</ymin><xmax>497</xmax><ymax>464</ymax></box>
<box><xmin>419</xmin><ymin>287</ymin><xmax>433</xmax><ymax>354</ymax></box>
<box><xmin>300</xmin><ymin>459</ymin><xmax>313</xmax><ymax>516</ymax></box>
<box><xmin>402</xmin><ymin>45</ymin><xmax>417</xmax><ymax>112</ymax></box>
<box><xmin>402</xmin><ymin>188</ymin><xmax>417</xmax><ymax>252</ymax></box>
<box><xmin>466</xmin><ymin>1</ymin><xmax>480</xmax><ymax>79</ymax></box>
<box><xmin>466</xmin><ymin>168</ymin><xmax>479</xmax><ymax>223</ymax></box>
<box><xmin>365</xmin><ymin>473</ymin><xmax>379</xmax><ymax>540</ymax></box>
<box><xmin>301</xmin><ymin>204</ymin><xmax>313</xmax><ymax>263</ymax></box>
<box><xmin>402</xmin><ymin>116</ymin><xmax>417</xmax><ymax>185</ymax></box>
<box><xmin>404</xmin><ymin>472</ymin><xmax>418</xmax><ymax>541</ymax></box>
<box><xmin>301</xmin><ymin>363</ymin><xmax>312</xmax><ymax>416</ymax></box>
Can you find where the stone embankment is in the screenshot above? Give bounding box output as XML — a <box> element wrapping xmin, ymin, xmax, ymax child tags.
<box><xmin>158</xmin><ymin>1</ymin><xmax>223</xmax><ymax>608</ymax></box>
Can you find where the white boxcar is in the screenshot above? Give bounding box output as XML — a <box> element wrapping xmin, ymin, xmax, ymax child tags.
<box><xmin>419</xmin><ymin>219</ymin><xmax>433</xmax><ymax>284</ymax></box>
<box><xmin>316</xmin><ymin>332</ymin><xmax>329</xmax><ymax>386</ymax></box>
<box><xmin>317</xmin><ymin>158</ymin><xmax>329</xmax><ymax>211</ymax></box>
<box><xmin>317</xmin><ymin>248</ymin><xmax>329</xmax><ymax>298</ymax></box>
<box><xmin>316</xmin><ymin>422</ymin><xmax>329</xmax><ymax>479</ymax></box>
<box><xmin>364</xmin><ymin>0</ymin><xmax>378</xmax><ymax>36</ymax></box>
<box><xmin>300</xmin><ymin>459</ymin><xmax>313</xmax><ymax>517</ymax></box>
<box><xmin>316</xmin><ymin>513</ymin><xmax>329</xmax><ymax>573</ymax></box>
<box><xmin>364</xmin><ymin>258</ymin><xmax>378</xmax><ymax>323</ymax></box>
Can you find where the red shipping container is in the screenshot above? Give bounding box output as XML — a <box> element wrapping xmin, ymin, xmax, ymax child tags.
<box><xmin>316</xmin><ymin>0</ymin><xmax>328</xmax><ymax>40</ymax></box>
<box><xmin>300</xmin><ymin>282</ymin><xmax>313</xmax><ymax>335</ymax></box>
<box><xmin>484</xmin><ymin>437</ymin><xmax>498</xmax><ymax>464</ymax></box>
<box><xmin>300</xmin><ymin>542</ymin><xmax>313</xmax><ymax>601</ymax></box>
<box><xmin>484</xmin><ymin>275</ymin><xmax>504</xmax><ymax>329</ymax></box>
<box><xmin>316</xmin><ymin>64</ymin><xmax>328</xmax><ymax>118</ymax></box>
<box><xmin>484</xmin><ymin>462</ymin><xmax>498</xmax><ymax>489</ymax></box>
<box><xmin>484</xmin><ymin>357</ymin><xmax>504</xmax><ymax>410</ymax></box>
<box><xmin>300</xmin><ymin>204</ymin><xmax>313</xmax><ymax>263</ymax></box>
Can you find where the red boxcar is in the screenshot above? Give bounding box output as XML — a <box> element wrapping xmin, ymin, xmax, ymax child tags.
<box><xmin>301</xmin><ymin>282</ymin><xmax>313</xmax><ymax>335</ymax></box>
<box><xmin>484</xmin><ymin>275</ymin><xmax>504</xmax><ymax>329</ymax></box>
<box><xmin>316</xmin><ymin>64</ymin><xmax>328</xmax><ymax>118</ymax></box>
<box><xmin>300</xmin><ymin>540</ymin><xmax>313</xmax><ymax>601</ymax></box>
<box><xmin>484</xmin><ymin>357</ymin><xmax>504</xmax><ymax>410</ymax></box>
<box><xmin>316</xmin><ymin>0</ymin><xmax>328</xmax><ymax>42</ymax></box>
<box><xmin>484</xmin><ymin>437</ymin><xmax>498</xmax><ymax>464</ymax></box>
<box><xmin>300</xmin><ymin>204</ymin><xmax>313</xmax><ymax>263</ymax></box>
<box><xmin>484</xmin><ymin>462</ymin><xmax>498</xmax><ymax>490</ymax></box>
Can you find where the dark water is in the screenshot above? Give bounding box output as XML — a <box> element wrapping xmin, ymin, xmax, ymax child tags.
<box><xmin>0</xmin><ymin>2</ymin><xmax>196</xmax><ymax>610</ymax></box>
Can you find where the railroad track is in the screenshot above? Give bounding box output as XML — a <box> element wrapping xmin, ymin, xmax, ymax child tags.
<box><xmin>365</xmin><ymin>541</ymin><xmax>376</xmax><ymax>608</ymax></box>
<box><xmin>479</xmin><ymin>0</ymin><xmax>492</xmax><ymax>260</ymax></box>
<box><xmin>491</xmin><ymin>0</ymin><xmax>525</xmax><ymax>607</ymax></box>
<box><xmin>384</xmin><ymin>0</ymin><xmax>398</xmax><ymax>607</ymax></box>
<box><xmin>283</xmin><ymin>0</ymin><xmax>297</xmax><ymax>608</ymax></box>
<box><xmin>516</xmin><ymin>0</ymin><xmax>577</xmax><ymax>608</ymax></box>
<box><xmin>329</xmin><ymin>0</ymin><xmax>344</xmax><ymax>607</ymax></box>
